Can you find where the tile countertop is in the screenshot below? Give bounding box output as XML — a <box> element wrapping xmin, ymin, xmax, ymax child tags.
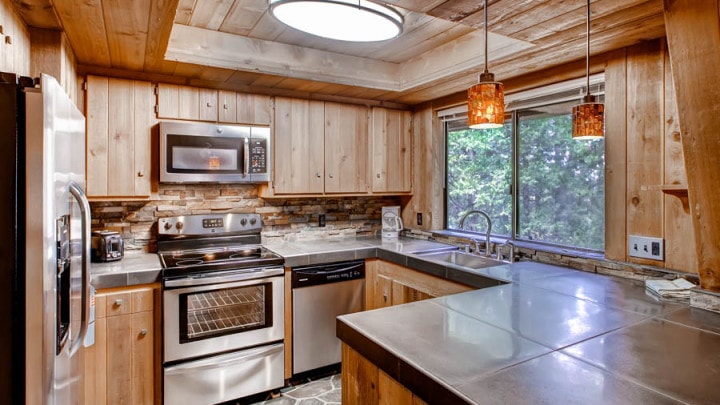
<box><xmin>337</xmin><ymin>260</ymin><xmax>720</xmax><ymax>404</ymax></box>
<box><xmin>89</xmin><ymin>236</ymin><xmax>461</xmax><ymax>289</ymax></box>
<box><xmin>90</xmin><ymin>251</ymin><xmax>163</xmax><ymax>289</ymax></box>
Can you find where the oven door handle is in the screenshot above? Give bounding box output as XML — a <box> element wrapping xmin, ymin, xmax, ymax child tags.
<box><xmin>164</xmin><ymin>266</ymin><xmax>284</xmax><ymax>288</ymax></box>
<box><xmin>164</xmin><ymin>343</ymin><xmax>283</xmax><ymax>375</ymax></box>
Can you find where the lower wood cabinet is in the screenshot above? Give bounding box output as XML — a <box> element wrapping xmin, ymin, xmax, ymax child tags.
<box><xmin>342</xmin><ymin>343</ymin><xmax>427</xmax><ymax>405</ymax></box>
<box><xmin>84</xmin><ymin>284</ymin><xmax>160</xmax><ymax>405</ymax></box>
<box><xmin>365</xmin><ymin>259</ymin><xmax>473</xmax><ymax>310</ymax></box>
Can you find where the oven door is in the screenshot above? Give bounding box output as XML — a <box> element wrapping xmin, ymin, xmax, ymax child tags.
<box><xmin>163</xmin><ymin>267</ymin><xmax>284</xmax><ymax>363</ymax></box>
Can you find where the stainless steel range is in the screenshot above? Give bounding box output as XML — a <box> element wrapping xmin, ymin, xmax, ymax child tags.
<box><xmin>158</xmin><ymin>213</ymin><xmax>285</xmax><ymax>405</ymax></box>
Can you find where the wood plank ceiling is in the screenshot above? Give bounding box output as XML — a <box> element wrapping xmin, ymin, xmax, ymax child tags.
<box><xmin>12</xmin><ymin>0</ymin><xmax>665</xmax><ymax>106</ymax></box>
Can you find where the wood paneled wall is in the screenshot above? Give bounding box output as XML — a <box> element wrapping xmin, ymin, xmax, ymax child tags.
<box><xmin>29</xmin><ymin>28</ymin><xmax>79</xmax><ymax>105</ymax></box>
<box><xmin>0</xmin><ymin>0</ymin><xmax>30</xmax><ymax>75</ymax></box>
<box><xmin>605</xmin><ymin>38</ymin><xmax>696</xmax><ymax>273</ymax></box>
<box><xmin>409</xmin><ymin>38</ymin><xmax>697</xmax><ymax>275</ymax></box>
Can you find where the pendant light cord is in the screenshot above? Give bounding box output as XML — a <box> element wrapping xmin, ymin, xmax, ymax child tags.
<box><xmin>484</xmin><ymin>0</ymin><xmax>489</xmax><ymax>75</ymax></box>
<box><xmin>585</xmin><ymin>0</ymin><xmax>590</xmax><ymax>95</ymax></box>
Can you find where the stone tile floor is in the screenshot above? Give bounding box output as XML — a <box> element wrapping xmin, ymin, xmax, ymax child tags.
<box><xmin>235</xmin><ymin>371</ymin><xmax>341</xmax><ymax>405</ymax></box>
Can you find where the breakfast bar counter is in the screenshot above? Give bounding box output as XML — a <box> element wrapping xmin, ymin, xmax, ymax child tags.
<box><xmin>338</xmin><ymin>260</ymin><xmax>720</xmax><ymax>404</ymax></box>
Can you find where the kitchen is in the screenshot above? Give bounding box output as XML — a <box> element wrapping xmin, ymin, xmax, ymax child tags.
<box><xmin>1</xmin><ymin>0</ymin><xmax>719</xmax><ymax>404</ymax></box>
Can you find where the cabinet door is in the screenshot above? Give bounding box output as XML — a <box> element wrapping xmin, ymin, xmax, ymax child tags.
<box><xmin>324</xmin><ymin>102</ymin><xmax>369</xmax><ymax>193</ymax></box>
<box><xmin>218</xmin><ymin>90</ymin><xmax>237</xmax><ymax>123</ymax></box>
<box><xmin>86</xmin><ymin>76</ymin><xmax>153</xmax><ymax>197</ymax></box>
<box><xmin>273</xmin><ymin>97</ymin><xmax>325</xmax><ymax>194</ymax></box>
<box><xmin>237</xmin><ymin>93</ymin><xmax>272</xmax><ymax>125</ymax></box>
<box><xmin>371</xmin><ymin>108</ymin><xmax>412</xmax><ymax>193</ymax></box>
<box><xmin>86</xmin><ymin>285</ymin><xmax>158</xmax><ymax>405</ymax></box>
<box><xmin>198</xmin><ymin>88</ymin><xmax>218</xmax><ymax>122</ymax></box>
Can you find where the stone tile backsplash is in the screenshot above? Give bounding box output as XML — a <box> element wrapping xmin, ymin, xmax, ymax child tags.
<box><xmin>90</xmin><ymin>184</ymin><xmax>401</xmax><ymax>252</ymax></box>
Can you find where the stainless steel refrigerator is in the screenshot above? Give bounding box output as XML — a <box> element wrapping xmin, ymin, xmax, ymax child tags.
<box><xmin>0</xmin><ymin>72</ymin><xmax>92</xmax><ymax>404</ymax></box>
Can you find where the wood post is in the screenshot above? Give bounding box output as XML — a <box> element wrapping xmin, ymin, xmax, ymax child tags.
<box><xmin>663</xmin><ymin>0</ymin><xmax>720</xmax><ymax>290</ymax></box>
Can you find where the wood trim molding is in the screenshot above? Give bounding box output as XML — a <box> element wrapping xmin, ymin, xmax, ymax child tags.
<box><xmin>664</xmin><ymin>0</ymin><xmax>720</xmax><ymax>290</ymax></box>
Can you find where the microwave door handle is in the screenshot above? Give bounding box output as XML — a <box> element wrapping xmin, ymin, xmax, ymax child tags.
<box><xmin>68</xmin><ymin>181</ymin><xmax>90</xmax><ymax>355</ymax></box>
<box><xmin>243</xmin><ymin>137</ymin><xmax>250</xmax><ymax>178</ymax></box>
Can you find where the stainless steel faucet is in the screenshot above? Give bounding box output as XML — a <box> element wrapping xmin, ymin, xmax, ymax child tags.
<box><xmin>458</xmin><ymin>210</ymin><xmax>492</xmax><ymax>257</ymax></box>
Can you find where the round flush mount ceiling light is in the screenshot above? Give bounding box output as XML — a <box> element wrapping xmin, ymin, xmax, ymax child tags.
<box><xmin>268</xmin><ymin>0</ymin><xmax>403</xmax><ymax>42</ymax></box>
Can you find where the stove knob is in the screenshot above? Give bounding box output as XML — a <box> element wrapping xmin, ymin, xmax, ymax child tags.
<box><xmin>250</xmin><ymin>217</ymin><xmax>257</xmax><ymax>225</ymax></box>
<box><xmin>175</xmin><ymin>222</ymin><xmax>184</xmax><ymax>231</ymax></box>
<box><xmin>163</xmin><ymin>221</ymin><xmax>172</xmax><ymax>230</ymax></box>
<box><xmin>240</xmin><ymin>218</ymin><xmax>248</xmax><ymax>226</ymax></box>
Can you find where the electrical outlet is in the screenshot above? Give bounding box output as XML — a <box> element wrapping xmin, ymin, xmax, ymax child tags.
<box><xmin>318</xmin><ymin>214</ymin><xmax>326</xmax><ymax>227</ymax></box>
<box><xmin>628</xmin><ymin>235</ymin><xmax>664</xmax><ymax>260</ymax></box>
<box><xmin>417</xmin><ymin>212</ymin><xmax>423</xmax><ymax>226</ymax></box>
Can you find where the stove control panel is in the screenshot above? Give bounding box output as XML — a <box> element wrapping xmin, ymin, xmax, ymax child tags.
<box><xmin>158</xmin><ymin>213</ymin><xmax>263</xmax><ymax>236</ymax></box>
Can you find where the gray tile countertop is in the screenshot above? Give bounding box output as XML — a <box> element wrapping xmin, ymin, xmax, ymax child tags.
<box><xmin>88</xmin><ymin>235</ymin><xmax>720</xmax><ymax>404</ymax></box>
<box><xmin>90</xmin><ymin>251</ymin><xmax>163</xmax><ymax>289</ymax></box>
<box><xmin>338</xmin><ymin>259</ymin><xmax>720</xmax><ymax>404</ymax></box>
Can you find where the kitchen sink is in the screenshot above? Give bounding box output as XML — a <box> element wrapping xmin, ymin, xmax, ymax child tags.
<box><xmin>417</xmin><ymin>250</ymin><xmax>504</xmax><ymax>269</ymax></box>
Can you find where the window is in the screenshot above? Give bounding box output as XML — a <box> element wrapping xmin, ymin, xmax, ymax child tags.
<box><xmin>444</xmin><ymin>80</ymin><xmax>605</xmax><ymax>252</ymax></box>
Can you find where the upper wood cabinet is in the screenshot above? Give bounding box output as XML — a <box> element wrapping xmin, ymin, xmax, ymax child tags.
<box><xmin>218</xmin><ymin>90</ymin><xmax>272</xmax><ymax>125</ymax></box>
<box><xmin>158</xmin><ymin>84</ymin><xmax>271</xmax><ymax>125</ymax></box>
<box><xmin>156</xmin><ymin>84</ymin><xmax>216</xmax><ymax>121</ymax></box>
<box><xmin>273</xmin><ymin>97</ymin><xmax>326</xmax><ymax>194</ymax></box>
<box><xmin>370</xmin><ymin>108</ymin><xmax>412</xmax><ymax>193</ymax></box>
<box><xmin>86</xmin><ymin>75</ymin><xmax>154</xmax><ymax>198</ymax></box>
<box><xmin>268</xmin><ymin>99</ymin><xmax>370</xmax><ymax>195</ymax></box>
<box><xmin>324</xmin><ymin>102</ymin><xmax>369</xmax><ymax>194</ymax></box>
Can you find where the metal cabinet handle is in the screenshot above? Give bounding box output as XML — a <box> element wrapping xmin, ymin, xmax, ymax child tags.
<box><xmin>316</xmin><ymin>172</ymin><xmax>321</xmax><ymax>178</ymax></box>
<box><xmin>328</xmin><ymin>173</ymin><xmax>334</xmax><ymax>178</ymax></box>
<box><xmin>137</xmin><ymin>171</ymin><xmax>144</xmax><ymax>177</ymax></box>
<box><xmin>140</xmin><ymin>329</ymin><xmax>148</xmax><ymax>336</ymax></box>
<box><xmin>376</xmin><ymin>173</ymin><xmax>381</xmax><ymax>178</ymax></box>
<box><xmin>114</xmin><ymin>299</ymin><xmax>123</xmax><ymax>307</ymax></box>
<box><xmin>206</xmin><ymin>101</ymin><xmax>212</xmax><ymax>107</ymax></box>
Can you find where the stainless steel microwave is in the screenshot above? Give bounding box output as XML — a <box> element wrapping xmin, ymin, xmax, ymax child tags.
<box><xmin>159</xmin><ymin>121</ymin><xmax>270</xmax><ymax>183</ymax></box>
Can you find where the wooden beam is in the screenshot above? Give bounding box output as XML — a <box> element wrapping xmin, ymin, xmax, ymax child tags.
<box><xmin>166</xmin><ymin>24</ymin><xmax>402</xmax><ymax>91</ymax></box>
<box><xmin>10</xmin><ymin>0</ymin><xmax>61</xmax><ymax>30</ymax></box>
<box><xmin>664</xmin><ymin>0</ymin><xmax>720</xmax><ymax>290</ymax></box>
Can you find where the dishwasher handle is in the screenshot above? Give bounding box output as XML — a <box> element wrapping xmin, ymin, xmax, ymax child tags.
<box><xmin>291</xmin><ymin>260</ymin><xmax>365</xmax><ymax>288</ymax></box>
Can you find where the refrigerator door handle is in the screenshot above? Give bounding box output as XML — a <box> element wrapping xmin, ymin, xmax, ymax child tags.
<box><xmin>68</xmin><ymin>182</ymin><xmax>90</xmax><ymax>355</ymax></box>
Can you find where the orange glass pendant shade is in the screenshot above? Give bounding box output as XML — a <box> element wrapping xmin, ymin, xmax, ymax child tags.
<box><xmin>572</xmin><ymin>95</ymin><xmax>604</xmax><ymax>139</ymax></box>
<box><xmin>468</xmin><ymin>77</ymin><xmax>505</xmax><ymax>129</ymax></box>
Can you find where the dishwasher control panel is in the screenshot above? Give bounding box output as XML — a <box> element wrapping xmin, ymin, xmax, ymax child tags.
<box><xmin>291</xmin><ymin>260</ymin><xmax>365</xmax><ymax>288</ymax></box>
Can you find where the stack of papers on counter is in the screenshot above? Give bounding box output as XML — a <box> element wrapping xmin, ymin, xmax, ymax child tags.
<box><xmin>645</xmin><ymin>278</ymin><xmax>696</xmax><ymax>299</ymax></box>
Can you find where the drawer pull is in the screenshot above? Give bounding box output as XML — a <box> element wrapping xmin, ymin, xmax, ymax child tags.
<box><xmin>140</xmin><ymin>329</ymin><xmax>148</xmax><ymax>336</ymax></box>
<box><xmin>114</xmin><ymin>299</ymin><xmax>123</xmax><ymax>307</ymax></box>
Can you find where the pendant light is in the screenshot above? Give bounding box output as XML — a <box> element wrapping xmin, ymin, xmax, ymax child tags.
<box><xmin>268</xmin><ymin>0</ymin><xmax>403</xmax><ymax>42</ymax></box>
<box><xmin>572</xmin><ymin>0</ymin><xmax>604</xmax><ymax>139</ymax></box>
<box><xmin>467</xmin><ymin>0</ymin><xmax>504</xmax><ymax>129</ymax></box>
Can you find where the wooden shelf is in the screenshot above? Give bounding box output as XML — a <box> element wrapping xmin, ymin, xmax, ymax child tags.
<box><xmin>643</xmin><ymin>184</ymin><xmax>689</xmax><ymax>212</ymax></box>
<box><xmin>663</xmin><ymin>186</ymin><xmax>689</xmax><ymax>213</ymax></box>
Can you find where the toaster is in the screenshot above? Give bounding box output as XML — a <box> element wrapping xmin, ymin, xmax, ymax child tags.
<box><xmin>91</xmin><ymin>230</ymin><xmax>124</xmax><ymax>262</ymax></box>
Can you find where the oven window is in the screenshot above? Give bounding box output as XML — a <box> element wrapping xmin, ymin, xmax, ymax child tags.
<box><xmin>179</xmin><ymin>283</ymin><xmax>273</xmax><ymax>343</ymax></box>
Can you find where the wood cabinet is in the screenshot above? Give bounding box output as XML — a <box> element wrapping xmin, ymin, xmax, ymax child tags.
<box><xmin>324</xmin><ymin>102</ymin><xmax>370</xmax><ymax>193</ymax></box>
<box><xmin>365</xmin><ymin>259</ymin><xmax>473</xmax><ymax>310</ymax></box>
<box><xmin>371</xmin><ymin>108</ymin><xmax>412</xmax><ymax>193</ymax></box>
<box><xmin>85</xmin><ymin>75</ymin><xmax>154</xmax><ymax>198</ymax></box>
<box><xmin>272</xmin><ymin>97</ymin><xmax>326</xmax><ymax>194</ymax></box>
<box><xmin>342</xmin><ymin>343</ymin><xmax>427</xmax><ymax>405</ymax></box>
<box><xmin>156</xmin><ymin>83</ymin><xmax>216</xmax><ymax>121</ymax></box>
<box><xmin>158</xmin><ymin>84</ymin><xmax>271</xmax><ymax>125</ymax></box>
<box><xmin>268</xmin><ymin>98</ymin><xmax>369</xmax><ymax>195</ymax></box>
<box><xmin>84</xmin><ymin>284</ymin><xmax>160</xmax><ymax>405</ymax></box>
<box><xmin>218</xmin><ymin>90</ymin><xmax>272</xmax><ymax>125</ymax></box>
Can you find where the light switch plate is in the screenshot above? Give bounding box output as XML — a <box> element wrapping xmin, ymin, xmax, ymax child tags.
<box><xmin>628</xmin><ymin>235</ymin><xmax>664</xmax><ymax>260</ymax></box>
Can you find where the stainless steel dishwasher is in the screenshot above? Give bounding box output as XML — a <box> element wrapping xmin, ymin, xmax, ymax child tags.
<box><xmin>292</xmin><ymin>260</ymin><xmax>365</xmax><ymax>374</ymax></box>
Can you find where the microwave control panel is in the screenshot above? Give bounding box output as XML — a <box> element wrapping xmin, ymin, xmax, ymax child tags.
<box><xmin>249</xmin><ymin>138</ymin><xmax>267</xmax><ymax>174</ymax></box>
